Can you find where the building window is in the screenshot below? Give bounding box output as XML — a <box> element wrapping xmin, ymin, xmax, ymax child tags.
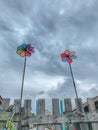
<box><xmin>84</xmin><ymin>106</ymin><xmax>89</xmax><ymax>112</ymax></box>
<box><xmin>95</xmin><ymin>101</ymin><xmax>98</xmax><ymax>111</ymax></box>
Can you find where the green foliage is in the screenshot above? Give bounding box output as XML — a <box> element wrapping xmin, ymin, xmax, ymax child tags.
<box><xmin>0</xmin><ymin>113</ymin><xmax>16</xmax><ymax>130</ymax></box>
<box><xmin>0</xmin><ymin>113</ymin><xmax>9</xmax><ymax>120</ymax></box>
<box><xmin>0</xmin><ymin>122</ymin><xmax>6</xmax><ymax>127</ymax></box>
<box><xmin>31</xmin><ymin>113</ymin><xmax>35</xmax><ymax>117</ymax></box>
<box><xmin>6</xmin><ymin>121</ymin><xmax>16</xmax><ymax>130</ymax></box>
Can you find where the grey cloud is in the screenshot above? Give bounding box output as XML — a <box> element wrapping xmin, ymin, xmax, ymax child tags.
<box><xmin>37</xmin><ymin>91</ymin><xmax>45</xmax><ymax>95</ymax></box>
<box><xmin>47</xmin><ymin>78</ymin><xmax>77</xmax><ymax>99</ymax></box>
<box><xmin>0</xmin><ymin>0</ymin><xmax>98</xmax><ymax>109</ymax></box>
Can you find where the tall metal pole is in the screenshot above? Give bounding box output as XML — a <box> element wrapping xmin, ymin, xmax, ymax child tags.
<box><xmin>19</xmin><ymin>56</ymin><xmax>26</xmax><ymax>130</ymax></box>
<box><xmin>69</xmin><ymin>63</ymin><xmax>78</xmax><ymax>99</ymax></box>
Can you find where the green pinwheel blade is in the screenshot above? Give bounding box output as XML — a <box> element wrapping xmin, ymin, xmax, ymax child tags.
<box><xmin>70</xmin><ymin>55</ymin><xmax>77</xmax><ymax>59</ymax></box>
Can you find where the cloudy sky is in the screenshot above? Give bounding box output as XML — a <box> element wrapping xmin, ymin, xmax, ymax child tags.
<box><xmin>0</xmin><ymin>0</ymin><xmax>98</xmax><ymax>112</ymax></box>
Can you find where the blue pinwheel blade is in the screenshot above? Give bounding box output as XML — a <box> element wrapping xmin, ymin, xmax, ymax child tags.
<box><xmin>21</xmin><ymin>44</ymin><xmax>27</xmax><ymax>49</ymax></box>
<box><xmin>62</xmin><ymin>57</ymin><xmax>67</xmax><ymax>62</ymax></box>
<box><xmin>17</xmin><ymin>44</ymin><xmax>27</xmax><ymax>50</ymax></box>
<box><xmin>27</xmin><ymin>44</ymin><xmax>31</xmax><ymax>48</ymax></box>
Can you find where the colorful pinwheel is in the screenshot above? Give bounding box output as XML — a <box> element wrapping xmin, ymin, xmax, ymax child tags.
<box><xmin>16</xmin><ymin>43</ymin><xmax>35</xmax><ymax>129</ymax></box>
<box><xmin>16</xmin><ymin>44</ymin><xmax>35</xmax><ymax>57</ymax></box>
<box><xmin>60</xmin><ymin>50</ymin><xmax>78</xmax><ymax>99</ymax></box>
<box><xmin>60</xmin><ymin>50</ymin><xmax>77</xmax><ymax>63</ymax></box>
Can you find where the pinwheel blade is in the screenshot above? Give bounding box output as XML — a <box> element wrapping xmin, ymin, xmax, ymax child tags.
<box><xmin>17</xmin><ymin>46</ymin><xmax>24</xmax><ymax>50</ymax></box>
<box><xmin>64</xmin><ymin>50</ymin><xmax>70</xmax><ymax>55</ymax></box>
<box><xmin>20</xmin><ymin>51</ymin><xmax>26</xmax><ymax>57</ymax></box>
<box><xmin>60</xmin><ymin>53</ymin><xmax>67</xmax><ymax>58</ymax></box>
<box><xmin>25</xmin><ymin>51</ymin><xmax>31</xmax><ymax>56</ymax></box>
<box><xmin>62</xmin><ymin>57</ymin><xmax>67</xmax><ymax>62</ymax></box>
<box><xmin>70</xmin><ymin>51</ymin><xmax>75</xmax><ymax>56</ymax></box>
<box><xmin>67</xmin><ymin>58</ymin><xmax>73</xmax><ymax>63</ymax></box>
<box><xmin>70</xmin><ymin>55</ymin><xmax>77</xmax><ymax>59</ymax></box>
<box><xmin>16</xmin><ymin>50</ymin><xmax>24</xmax><ymax>55</ymax></box>
<box><xmin>21</xmin><ymin>44</ymin><xmax>27</xmax><ymax>49</ymax></box>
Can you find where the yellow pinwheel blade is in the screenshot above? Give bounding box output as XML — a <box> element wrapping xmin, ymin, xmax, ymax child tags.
<box><xmin>16</xmin><ymin>50</ymin><xmax>24</xmax><ymax>55</ymax></box>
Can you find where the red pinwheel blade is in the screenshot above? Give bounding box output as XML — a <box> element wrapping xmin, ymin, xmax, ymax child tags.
<box><xmin>60</xmin><ymin>53</ymin><xmax>67</xmax><ymax>58</ymax></box>
<box><xmin>67</xmin><ymin>58</ymin><xmax>73</xmax><ymax>63</ymax></box>
<box><xmin>20</xmin><ymin>51</ymin><xmax>31</xmax><ymax>57</ymax></box>
<box><xmin>25</xmin><ymin>51</ymin><xmax>31</xmax><ymax>56</ymax></box>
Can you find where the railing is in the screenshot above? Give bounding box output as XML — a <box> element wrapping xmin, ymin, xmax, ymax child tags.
<box><xmin>0</xmin><ymin>98</ymin><xmax>98</xmax><ymax>130</ymax></box>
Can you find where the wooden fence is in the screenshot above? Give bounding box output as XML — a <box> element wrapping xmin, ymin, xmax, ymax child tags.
<box><xmin>0</xmin><ymin>98</ymin><xmax>98</xmax><ymax>130</ymax></box>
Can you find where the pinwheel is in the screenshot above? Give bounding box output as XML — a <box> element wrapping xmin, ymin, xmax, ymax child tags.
<box><xmin>60</xmin><ymin>50</ymin><xmax>78</xmax><ymax>99</ymax></box>
<box><xmin>60</xmin><ymin>50</ymin><xmax>77</xmax><ymax>63</ymax></box>
<box><xmin>16</xmin><ymin>43</ymin><xmax>35</xmax><ymax>129</ymax></box>
<box><xmin>16</xmin><ymin>43</ymin><xmax>35</xmax><ymax>57</ymax></box>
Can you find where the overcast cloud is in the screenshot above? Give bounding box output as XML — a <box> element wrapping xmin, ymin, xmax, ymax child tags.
<box><xmin>0</xmin><ymin>0</ymin><xmax>98</xmax><ymax>112</ymax></box>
